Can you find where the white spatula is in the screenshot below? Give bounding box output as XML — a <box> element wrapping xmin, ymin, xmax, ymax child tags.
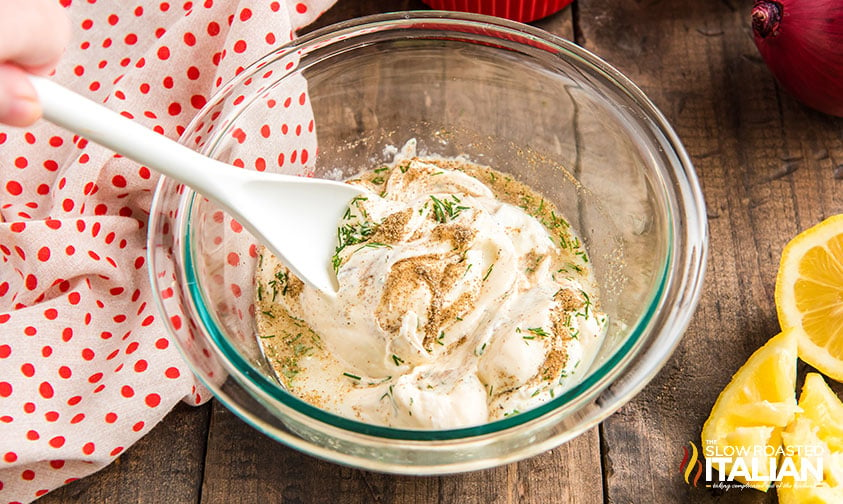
<box><xmin>29</xmin><ymin>76</ymin><xmax>365</xmax><ymax>294</ymax></box>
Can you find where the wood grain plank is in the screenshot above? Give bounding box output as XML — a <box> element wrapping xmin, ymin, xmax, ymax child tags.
<box><xmin>201</xmin><ymin>402</ymin><xmax>602</xmax><ymax>504</ymax></box>
<box><xmin>575</xmin><ymin>0</ymin><xmax>843</xmax><ymax>502</ymax></box>
<box><xmin>39</xmin><ymin>402</ymin><xmax>211</xmax><ymax>504</ymax></box>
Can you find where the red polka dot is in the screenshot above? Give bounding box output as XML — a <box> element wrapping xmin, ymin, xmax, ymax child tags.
<box><xmin>230</xmin><ymin>284</ymin><xmax>242</xmax><ymax>297</ymax></box>
<box><xmin>21</xmin><ymin>364</ymin><xmax>35</xmax><ymax>378</ymax></box>
<box><xmin>296</xmin><ymin>2</ymin><xmax>307</xmax><ymax>13</ymax></box>
<box><xmin>227</xmin><ymin>252</ymin><xmax>239</xmax><ymax>266</ymax></box>
<box><xmin>22</xmin><ymin>469</ymin><xmax>35</xmax><ymax>480</ymax></box>
<box><xmin>0</xmin><ymin>382</ymin><xmax>12</xmax><ymax>397</ymax></box>
<box><xmin>44</xmin><ymin>308</ymin><xmax>58</xmax><ymax>320</ymax></box>
<box><xmin>260</xmin><ymin>124</ymin><xmax>271</xmax><ymax>138</ymax></box>
<box><xmin>157</xmin><ymin>46</ymin><xmax>171</xmax><ymax>60</ymax></box>
<box><xmin>112</xmin><ymin>175</ymin><xmax>127</xmax><ymax>188</ymax></box>
<box><xmin>190</xmin><ymin>95</ymin><xmax>207</xmax><ymax>109</ymax></box>
<box><xmin>266</xmin><ymin>32</ymin><xmax>276</xmax><ymax>45</ymax></box>
<box><xmin>58</xmin><ymin>366</ymin><xmax>72</xmax><ymax>379</ymax></box>
<box><xmin>82</xmin><ymin>348</ymin><xmax>95</xmax><ymax>360</ymax></box>
<box><xmin>6</xmin><ymin>180</ymin><xmax>22</xmax><ymax>195</ymax></box>
<box><xmin>255</xmin><ymin>157</ymin><xmax>266</xmax><ymax>171</ymax></box>
<box><xmin>82</xmin><ymin>442</ymin><xmax>95</xmax><ymax>455</ymax></box>
<box><xmin>165</xmin><ymin>367</ymin><xmax>181</xmax><ymax>379</ymax></box>
<box><xmin>155</xmin><ymin>338</ymin><xmax>169</xmax><ymax>349</ymax></box>
<box><xmin>145</xmin><ymin>393</ymin><xmax>161</xmax><ymax>407</ymax></box>
<box><xmin>88</xmin><ymin>372</ymin><xmax>103</xmax><ymax>383</ymax></box>
<box><xmin>186</xmin><ymin>66</ymin><xmax>200</xmax><ymax>81</ymax></box>
<box><xmin>232</xmin><ymin>128</ymin><xmax>246</xmax><ymax>143</ymax></box>
<box><xmin>134</xmin><ymin>359</ymin><xmax>148</xmax><ymax>373</ymax></box>
<box><xmin>4</xmin><ymin>452</ymin><xmax>17</xmax><ymax>462</ymax></box>
<box><xmin>239</xmin><ymin>7</ymin><xmax>252</xmax><ymax>20</ymax></box>
<box><xmin>42</xmin><ymin>346</ymin><xmax>52</xmax><ymax>357</ymax></box>
<box><xmin>125</xmin><ymin>33</ymin><xmax>138</xmax><ymax>45</ymax></box>
<box><xmin>183</xmin><ymin>31</ymin><xmax>196</xmax><ymax>46</ymax></box>
<box><xmin>110</xmin><ymin>447</ymin><xmax>124</xmax><ymax>456</ymax></box>
<box><xmin>71</xmin><ymin>413</ymin><xmax>85</xmax><ymax>424</ymax></box>
<box><xmin>44</xmin><ymin>159</ymin><xmax>59</xmax><ymax>171</ymax></box>
<box><xmin>50</xmin><ymin>460</ymin><xmax>65</xmax><ymax>469</ymax></box>
<box><xmin>23</xmin><ymin>402</ymin><xmax>35</xmax><ymax>413</ymax></box>
<box><xmin>49</xmin><ymin>437</ymin><xmax>65</xmax><ymax>448</ymax></box>
<box><xmin>132</xmin><ymin>421</ymin><xmax>145</xmax><ymax>432</ymax></box>
<box><xmin>10</xmin><ymin>221</ymin><xmax>24</xmax><ymax>232</ymax></box>
<box><xmin>233</xmin><ymin>40</ymin><xmax>247</xmax><ymax>53</ymax></box>
<box><xmin>24</xmin><ymin>326</ymin><xmax>36</xmax><ymax>336</ymax></box>
<box><xmin>0</xmin><ymin>345</ymin><xmax>9</xmax><ymax>358</ymax></box>
<box><xmin>163</xmin><ymin>76</ymin><xmax>174</xmax><ymax>88</ymax></box>
<box><xmin>26</xmin><ymin>430</ymin><xmax>39</xmax><ymax>441</ymax></box>
<box><xmin>207</xmin><ymin>21</ymin><xmax>220</xmax><ymax>36</ymax></box>
<box><xmin>121</xmin><ymin>385</ymin><xmax>134</xmax><ymax>398</ymax></box>
<box><xmin>25</xmin><ymin>274</ymin><xmax>38</xmax><ymax>291</ymax></box>
<box><xmin>39</xmin><ymin>382</ymin><xmax>54</xmax><ymax>399</ymax></box>
<box><xmin>168</xmin><ymin>102</ymin><xmax>182</xmax><ymax>115</ymax></box>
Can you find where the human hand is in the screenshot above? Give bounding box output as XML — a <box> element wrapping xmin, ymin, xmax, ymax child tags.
<box><xmin>0</xmin><ymin>0</ymin><xmax>70</xmax><ymax>127</ymax></box>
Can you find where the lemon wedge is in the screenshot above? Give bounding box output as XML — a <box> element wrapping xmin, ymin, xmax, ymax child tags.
<box><xmin>776</xmin><ymin>215</ymin><xmax>843</xmax><ymax>382</ymax></box>
<box><xmin>777</xmin><ymin>373</ymin><xmax>843</xmax><ymax>503</ymax></box>
<box><xmin>701</xmin><ymin>330</ymin><xmax>800</xmax><ymax>491</ymax></box>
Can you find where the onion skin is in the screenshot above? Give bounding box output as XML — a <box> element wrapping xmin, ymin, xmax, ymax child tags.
<box><xmin>752</xmin><ymin>0</ymin><xmax>843</xmax><ymax>117</ymax></box>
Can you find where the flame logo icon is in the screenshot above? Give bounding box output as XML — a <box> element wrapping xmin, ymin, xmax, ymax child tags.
<box><xmin>679</xmin><ymin>441</ymin><xmax>703</xmax><ymax>487</ymax></box>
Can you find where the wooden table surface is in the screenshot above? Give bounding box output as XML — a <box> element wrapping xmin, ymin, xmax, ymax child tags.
<box><xmin>42</xmin><ymin>0</ymin><xmax>843</xmax><ymax>502</ymax></box>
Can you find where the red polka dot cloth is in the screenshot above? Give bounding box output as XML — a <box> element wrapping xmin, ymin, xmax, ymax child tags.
<box><xmin>0</xmin><ymin>1</ymin><xmax>335</xmax><ymax>502</ymax></box>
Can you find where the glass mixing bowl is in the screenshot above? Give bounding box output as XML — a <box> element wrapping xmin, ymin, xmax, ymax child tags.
<box><xmin>148</xmin><ymin>11</ymin><xmax>707</xmax><ymax>473</ymax></box>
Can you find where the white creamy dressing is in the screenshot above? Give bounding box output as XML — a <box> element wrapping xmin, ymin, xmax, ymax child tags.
<box><xmin>255</xmin><ymin>145</ymin><xmax>607</xmax><ymax>429</ymax></box>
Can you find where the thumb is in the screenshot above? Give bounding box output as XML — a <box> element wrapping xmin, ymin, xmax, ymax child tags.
<box><xmin>0</xmin><ymin>65</ymin><xmax>42</xmax><ymax>127</ymax></box>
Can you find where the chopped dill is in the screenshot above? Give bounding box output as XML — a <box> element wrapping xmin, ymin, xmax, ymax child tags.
<box><xmin>527</xmin><ymin>327</ymin><xmax>550</xmax><ymax>338</ymax></box>
<box><xmin>482</xmin><ymin>263</ymin><xmax>494</xmax><ymax>281</ymax></box>
<box><xmin>429</xmin><ymin>194</ymin><xmax>469</xmax><ymax>223</ymax></box>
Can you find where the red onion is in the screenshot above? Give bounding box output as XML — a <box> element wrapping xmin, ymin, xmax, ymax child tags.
<box><xmin>752</xmin><ymin>0</ymin><xmax>843</xmax><ymax>117</ymax></box>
